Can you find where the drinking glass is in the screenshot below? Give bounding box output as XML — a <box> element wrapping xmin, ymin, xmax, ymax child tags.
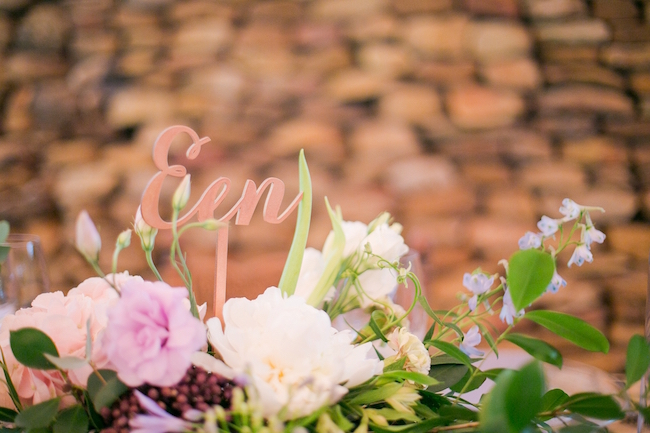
<box><xmin>0</xmin><ymin>234</ymin><xmax>50</xmax><ymax>318</ymax></box>
<box><xmin>393</xmin><ymin>249</ymin><xmax>429</xmax><ymax>339</ymax></box>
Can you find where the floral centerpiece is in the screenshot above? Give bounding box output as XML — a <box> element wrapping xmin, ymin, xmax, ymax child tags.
<box><xmin>1</xmin><ymin>129</ymin><xmax>649</xmax><ymax>433</ymax></box>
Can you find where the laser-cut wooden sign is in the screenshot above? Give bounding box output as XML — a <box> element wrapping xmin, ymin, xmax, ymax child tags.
<box><xmin>140</xmin><ymin>125</ymin><xmax>303</xmax><ymax>319</ymax></box>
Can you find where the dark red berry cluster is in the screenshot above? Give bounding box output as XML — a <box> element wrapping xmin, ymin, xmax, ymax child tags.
<box><xmin>100</xmin><ymin>365</ymin><xmax>235</xmax><ymax>433</ymax></box>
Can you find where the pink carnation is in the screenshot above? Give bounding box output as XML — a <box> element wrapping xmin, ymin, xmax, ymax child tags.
<box><xmin>0</xmin><ymin>274</ymin><xmax>125</xmax><ymax>407</ymax></box>
<box><xmin>101</xmin><ymin>280</ymin><xmax>206</xmax><ymax>387</ymax></box>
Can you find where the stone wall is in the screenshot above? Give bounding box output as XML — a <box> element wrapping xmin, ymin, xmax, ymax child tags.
<box><xmin>1</xmin><ymin>0</ymin><xmax>650</xmax><ymax>371</ymax></box>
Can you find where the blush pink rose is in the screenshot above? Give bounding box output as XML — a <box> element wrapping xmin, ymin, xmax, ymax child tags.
<box><xmin>101</xmin><ymin>280</ymin><xmax>206</xmax><ymax>387</ymax></box>
<box><xmin>0</xmin><ymin>273</ymin><xmax>131</xmax><ymax>407</ymax></box>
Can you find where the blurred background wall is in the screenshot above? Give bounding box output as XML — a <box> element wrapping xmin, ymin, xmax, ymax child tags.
<box><xmin>1</xmin><ymin>0</ymin><xmax>650</xmax><ymax>371</ymax></box>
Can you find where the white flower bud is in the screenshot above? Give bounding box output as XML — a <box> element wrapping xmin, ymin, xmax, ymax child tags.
<box><xmin>201</xmin><ymin>219</ymin><xmax>226</xmax><ymax>231</ymax></box>
<box><xmin>368</xmin><ymin>212</ymin><xmax>391</xmax><ymax>233</ymax></box>
<box><xmin>172</xmin><ymin>174</ymin><xmax>191</xmax><ymax>211</ymax></box>
<box><xmin>134</xmin><ymin>207</ymin><xmax>158</xmax><ymax>251</ymax></box>
<box><xmin>75</xmin><ymin>210</ymin><xmax>101</xmax><ymax>260</ymax></box>
<box><xmin>116</xmin><ymin>229</ymin><xmax>132</xmax><ymax>249</ymax></box>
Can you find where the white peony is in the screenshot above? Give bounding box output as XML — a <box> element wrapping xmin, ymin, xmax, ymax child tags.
<box><xmin>206</xmin><ymin>287</ymin><xmax>383</xmax><ymax>420</ymax></box>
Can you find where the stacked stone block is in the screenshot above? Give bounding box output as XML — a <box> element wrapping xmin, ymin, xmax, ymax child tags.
<box><xmin>0</xmin><ymin>0</ymin><xmax>649</xmax><ymax>371</ymax></box>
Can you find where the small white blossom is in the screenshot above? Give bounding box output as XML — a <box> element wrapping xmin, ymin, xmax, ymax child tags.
<box><xmin>537</xmin><ymin>216</ymin><xmax>560</xmax><ymax>237</ymax></box>
<box><xmin>500</xmin><ymin>289</ymin><xmax>524</xmax><ymax>326</ymax></box>
<box><xmin>546</xmin><ymin>270</ymin><xmax>566</xmax><ymax>294</ymax></box>
<box><xmin>75</xmin><ymin>210</ymin><xmax>102</xmax><ymax>260</ymax></box>
<box><xmin>462</xmin><ymin>272</ymin><xmax>494</xmax><ymax>311</ymax></box>
<box><xmin>459</xmin><ymin>326</ymin><xmax>484</xmax><ymax>358</ymax></box>
<box><xmin>386</xmin><ymin>328</ymin><xmax>430</xmax><ymax>375</ymax></box>
<box><xmin>559</xmin><ymin>198</ymin><xmax>582</xmax><ymax>221</ymax></box>
<box><xmin>583</xmin><ymin>214</ymin><xmax>605</xmax><ymax>247</ymax></box>
<box><xmin>567</xmin><ymin>243</ymin><xmax>593</xmax><ymax>267</ymax></box>
<box><xmin>518</xmin><ymin>231</ymin><xmax>542</xmax><ymax>250</ymax></box>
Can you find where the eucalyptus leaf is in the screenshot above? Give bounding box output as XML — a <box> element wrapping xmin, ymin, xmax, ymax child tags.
<box><xmin>53</xmin><ymin>405</ymin><xmax>89</xmax><ymax>433</ymax></box>
<box><xmin>10</xmin><ymin>328</ymin><xmax>59</xmax><ymax>370</ymax></box>
<box><xmin>625</xmin><ymin>334</ymin><xmax>650</xmax><ymax>388</ymax></box>
<box><xmin>507</xmin><ymin>249</ymin><xmax>555</xmax><ymax>311</ymax></box>
<box><xmin>87</xmin><ymin>369</ymin><xmax>128</xmax><ymax>409</ymax></box>
<box><xmin>14</xmin><ymin>397</ymin><xmax>60</xmax><ymax>429</ymax></box>
<box><xmin>44</xmin><ymin>354</ymin><xmax>89</xmax><ymax>371</ymax></box>
<box><xmin>278</xmin><ymin>149</ymin><xmax>312</xmax><ymax>296</ymax></box>
<box><xmin>524</xmin><ymin>310</ymin><xmax>609</xmax><ymax>353</ymax></box>
<box><xmin>505</xmin><ymin>333</ymin><xmax>562</xmax><ymax>368</ymax></box>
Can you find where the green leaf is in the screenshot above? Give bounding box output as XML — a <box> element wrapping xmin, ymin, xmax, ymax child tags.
<box><xmin>427</xmin><ymin>357</ymin><xmax>468</xmax><ymax>392</ymax></box>
<box><xmin>83</xmin><ymin>390</ymin><xmax>106</xmax><ymax>431</ymax></box>
<box><xmin>480</xmin><ymin>361</ymin><xmax>545</xmax><ymax>433</ymax></box>
<box><xmin>383</xmin><ymin>356</ymin><xmax>406</xmax><ymax>372</ymax></box>
<box><xmin>278</xmin><ymin>149</ymin><xmax>312</xmax><ymax>296</ymax></box>
<box><xmin>524</xmin><ymin>310</ymin><xmax>609</xmax><ymax>353</ymax></box>
<box><xmin>429</xmin><ymin>341</ymin><xmax>473</xmax><ymax>369</ymax></box>
<box><xmin>87</xmin><ymin>369</ymin><xmax>128</xmax><ymax>410</ymax></box>
<box><xmin>626</xmin><ymin>334</ymin><xmax>650</xmax><ymax>388</ymax></box>
<box><xmin>505</xmin><ymin>333</ymin><xmax>562</xmax><ymax>368</ymax></box>
<box><xmin>439</xmin><ymin>405</ymin><xmax>479</xmax><ymax>421</ymax></box>
<box><xmin>381</xmin><ymin>371</ymin><xmax>438</xmax><ymax>387</ymax></box>
<box><xmin>307</xmin><ymin>198</ymin><xmax>343</xmax><ymax>306</ymax></box>
<box><xmin>14</xmin><ymin>397</ymin><xmax>60</xmax><ymax>429</ymax></box>
<box><xmin>0</xmin><ymin>347</ymin><xmax>21</xmax><ymax>412</ymax></box>
<box><xmin>477</xmin><ymin>322</ymin><xmax>499</xmax><ymax>357</ymax></box>
<box><xmin>369</xmin><ymin>310</ymin><xmax>388</xmax><ymax>342</ymax></box>
<box><xmin>0</xmin><ymin>407</ymin><xmax>16</xmax><ymax>423</ymax></box>
<box><xmin>53</xmin><ymin>405</ymin><xmax>89</xmax><ymax>433</ymax></box>
<box><xmin>563</xmin><ymin>393</ymin><xmax>624</xmax><ymax>420</ymax></box>
<box><xmin>482</xmin><ymin>368</ymin><xmax>507</xmax><ymax>381</ymax></box>
<box><xmin>369</xmin><ymin>418</ymin><xmax>447</xmax><ymax>433</ymax></box>
<box><xmin>348</xmin><ymin>382</ymin><xmax>402</xmax><ymax>405</ymax></box>
<box><xmin>44</xmin><ymin>354</ymin><xmax>89</xmax><ymax>371</ymax></box>
<box><xmin>558</xmin><ymin>425</ymin><xmax>604</xmax><ymax>433</ymax></box>
<box><xmin>0</xmin><ymin>221</ymin><xmax>9</xmax><ymax>244</ymax></box>
<box><xmin>507</xmin><ymin>249</ymin><xmax>555</xmax><ymax>311</ymax></box>
<box><xmin>449</xmin><ymin>368</ymin><xmax>487</xmax><ymax>393</ymax></box>
<box><xmin>541</xmin><ymin>389</ymin><xmax>569</xmax><ymax>413</ymax></box>
<box><xmin>10</xmin><ymin>328</ymin><xmax>59</xmax><ymax>370</ymax></box>
<box><xmin>0</xmin><ymin>246</ymin><xmax>9</xmax><ymax>264</ymax></box>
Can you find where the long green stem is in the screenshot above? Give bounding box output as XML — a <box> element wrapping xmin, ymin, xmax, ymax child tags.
<box><xmin>170</xmin><ymin>209</ymin><xmax>199</xmax><ymax>319</ymax></box>
<box><xmin>145</xmin><ymin>249</ymin><xmax>163</xmax><ymax>281</ymax></box>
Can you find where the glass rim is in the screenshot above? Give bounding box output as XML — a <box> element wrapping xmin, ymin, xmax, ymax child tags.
<box><xmin>0</xmin><ymin>234</ymin><xmax>42</xmax><ymax>247</ymax></box>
